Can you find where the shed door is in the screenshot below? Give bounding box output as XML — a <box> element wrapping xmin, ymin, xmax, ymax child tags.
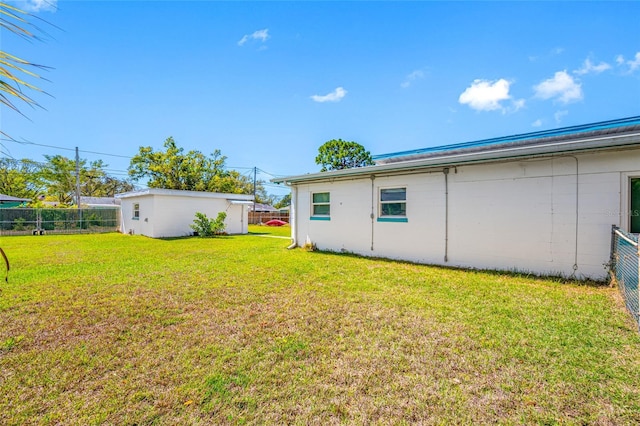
<box><xmin>631</xmin><ymin>178</ymin><xmax>640</xmax><ymax>233</ymax></box>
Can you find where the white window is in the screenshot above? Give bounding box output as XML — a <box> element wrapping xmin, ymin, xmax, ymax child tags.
<box><xmin>311</xmin><ymin>192</ymin><xmax>330</xmax><ymax>219</ymax></box>
<box><xmin>379</xmin><ymin>187</ymin><xmax>407</xmax><ymax>222</ymax></box>
<box><xmin>133</xmin><ymin>203</ymin><xmax>140</xmax><ymax>220</ymax></box>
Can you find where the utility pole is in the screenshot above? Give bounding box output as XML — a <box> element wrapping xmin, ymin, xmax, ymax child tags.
<box><xmin>76</xmin><ymin>147</ymin><xmax>82</xmax><ymax>228</ymax></box>
<box><xmin>75</xmin><ymin>147</ymin><xmax>80</xmax><ymax>209</ymax></box>
<box><xmin>253</xmin><ymin>166</ymin><xmax>257</xmax><ymax>221</ymax></box>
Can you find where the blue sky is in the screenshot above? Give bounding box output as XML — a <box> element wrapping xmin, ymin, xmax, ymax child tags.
<box><xmin>2</xmin><ymin>1</ymin><xmax>639</xmax><ymax>196</ymax></box>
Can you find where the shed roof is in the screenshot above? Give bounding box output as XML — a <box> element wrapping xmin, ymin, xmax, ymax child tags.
<box><xmin>115</xmin><ymin>188</ymin><xmax>254</xmax><ymax>202</ymax></box>
<box><xmin>273</xmin><ymin>116</ymin><xmax>640</xmax><ymax>185</ymax></box>
<box><xmin>79</xmin><ymin>196</ymin><xmax>120</xmax><ymax>206</ymax></box>
<box><xmin>0</xmin><ymin>194</ymin><xmax>31</xmax><ymax>203</ymax></box>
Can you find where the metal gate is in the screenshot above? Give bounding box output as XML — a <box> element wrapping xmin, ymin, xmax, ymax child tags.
<box><xmin>610</xmin><ymin>225</ymin><xmax>640</xmax><ymax>329</ymax></box>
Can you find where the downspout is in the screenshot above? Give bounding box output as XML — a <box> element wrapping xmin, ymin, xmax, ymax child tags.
<box><xmin>443</xmin><ymin>167</ymin><xmax>449</xmax><ymax>263</ymax></box>
<box><xmin>287</xmin><ymin>184</ymin><xmax>298</xmax><ymax>249</ymax></box>
<box><xmin>569</xmin><ymin>156</ymin><xmax>579</xmax><ymax>276</ymax></box>
<box><xmin>370</xmin><ymin>175</ymin><xmax>375</xmax><ymax>251</ymax></box>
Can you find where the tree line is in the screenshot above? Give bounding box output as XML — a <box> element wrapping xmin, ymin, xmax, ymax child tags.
<box><xmin>0</xmin><ymin>137</ymin><xmax>285</xmax><ymax>207</ymax></box>
<box><xmin>0</xmin><ymin>137</ymin><xmax>375</xmax><ymax>207</ymax></box>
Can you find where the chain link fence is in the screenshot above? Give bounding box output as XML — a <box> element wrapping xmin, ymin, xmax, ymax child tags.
<box><xmin>0</xmin><ymin>208</ymin><xmax>120</xmax><ymax>235</ymax></box>
<box><xmin>610</xmin><ymin>225</ymin><xmax>640</xmax><ymax>330</ymax></box>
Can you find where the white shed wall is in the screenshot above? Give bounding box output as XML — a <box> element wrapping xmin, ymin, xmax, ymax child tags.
<box><xmin>292</xmin><ymin>149</ymin><xmax>640</xmax><ymax>280</ymax></box>
<box><xmin>119</xmin><ymin>192</ymin><xmax>249</xmax><ymax>238</ymax></box>
<box><xmin>120</xmin><ymin>194</ymin><xmax>155</xmax><ymax>237</ymax></box>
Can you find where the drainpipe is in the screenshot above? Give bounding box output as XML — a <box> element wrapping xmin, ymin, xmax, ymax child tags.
<box><xmin>287</xmin><ymin>184</ymin><xmax>297</xmax><ymax>249</ymax></box>
<box><xmin>444</xmin><ymin>168</ymin><xmax>449</xmax><ymax>263</ymax></box>
<box><xmin>370</xmin><ymin>175</ymin><xmax>376</xmax><ymax>251</ymax></box>
<box><xmin>569</xmin><ymin>156</ymin><xmax>579</xmax><ymax>276</ymax></box>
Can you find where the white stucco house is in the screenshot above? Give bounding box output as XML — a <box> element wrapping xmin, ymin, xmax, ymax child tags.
<box><xmin>116</xmin><ymin>188</ymin><xmax>254</xmax><ymax>238</ymax></box>
<box><xmin>274</xmin><ymin>116</ymin><xmax>640</xmax><ymax>281</ymax></box>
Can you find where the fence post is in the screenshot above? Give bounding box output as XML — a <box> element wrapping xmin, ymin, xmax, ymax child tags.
<box><xmin>609</xmin><ymin>224</ymin><xmax>617</xmax><ymax>281</ymax></box>
<box><xmin>637</xmin><ymin>240</ymin><xmax>640</xmax><ymax>327</ymax></box>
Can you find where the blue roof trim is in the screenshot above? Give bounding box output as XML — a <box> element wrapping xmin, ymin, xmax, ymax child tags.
<box><xmin>373</xmin><ymin>116</ymin><xmax>640</xmax><ymax>161</ymax></box>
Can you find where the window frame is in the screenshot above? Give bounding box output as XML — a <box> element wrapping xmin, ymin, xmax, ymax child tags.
<box><xmin>132</xmin><ymin>203</ymin><xmax>140</xmax><ymax>220</ymax></box>
<box><xmin>378</xmin><ymin>187</ymin><xmax>407</xmax><ymax>223</ymax></box>
<box><xmin>310</xmin><ymin>192</ymin><xmax>330</xmax><ymax>220</ymax></box>
<box><xmin>631</xmin><ymin>177</ymin><xmax>640</xmax><ymax>233</ymax></box>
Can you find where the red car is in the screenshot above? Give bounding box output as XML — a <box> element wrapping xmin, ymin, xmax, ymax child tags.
<box><xmin>264</xmin><ymin>219</ymin><xmax>288</xmax><ymax>227</ymax></box>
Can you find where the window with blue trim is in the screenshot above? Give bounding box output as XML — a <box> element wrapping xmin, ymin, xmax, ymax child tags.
<box><xmin>311</xmin><ymin>192</ymin><xmax>330</xmax><ymax>219</ymax></box>
<box><xmin>379</xmin><ymin>188</ymin><xmax>406</xmax><ymax>221</ymax></box>
<box><xmin>631</xmin><ymin>178</ymin><xmax>640</xmax><ymax>233</ymax></box>
<box><xmin>133</xmin><ymin>203</ymin><xmax>140</xmax><ymax>220</ymax></box>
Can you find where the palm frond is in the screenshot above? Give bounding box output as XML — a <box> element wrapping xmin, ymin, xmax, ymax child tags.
<box><xmin>0</xmin><ymin>1</ymin><xmax>51</xmax><ymax>117</ymax></box>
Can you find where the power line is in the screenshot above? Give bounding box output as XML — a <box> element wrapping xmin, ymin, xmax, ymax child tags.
<box><xmin>2</xmin><ymin>139</ymin><xmax>291</xmax><ymax>188</ymax></box>
<box><xmin>79</xmin><ymin>149</ymin><xmax>132</xmax><ymax>159</ymax></box>
<box><xmin>0</xmin><ymin>137</ymin><xmax>135</xmax><ymax>160</ymax></box>
<box><xmin>1</xmin><ymin>138</ymin><xmax>76</xmax><ymax>153</ymax></box>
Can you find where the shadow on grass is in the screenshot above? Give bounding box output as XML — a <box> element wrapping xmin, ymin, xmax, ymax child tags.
<box><xmin>303</xmin><ymin>247</ymin><xmax>607</xmax><ymax>287</ymax></box>
<box><xmin>158</xmin><ymin>235</ymin><xmax>236</xmax><ymax>242</ymax></box>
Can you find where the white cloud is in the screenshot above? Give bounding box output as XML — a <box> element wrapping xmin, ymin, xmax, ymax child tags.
<box><xmin>529</xmin><ymin>47</ymin><xmax>564</xmax><ymax>63</ymax></box>
<box><xmin>533</xmin><ymin>71</ymin><xmax>583</xmax><ymax>104</ymax></box>
<box><xmin>574</xmin><ymin>58</ymin><xmax>611</xmax><ymax>75</ymax></box>
<box><xmin>532</xmin><ymin>119</ymin><xmax>543</xmax><ymax>127</ymax></box>
<box><xmin>614</xmin><ymin>52</ymin><xmax>640</xmax><ymax>73</ymax></box>
<box><xmin>628</xmin><ymin>52</ymin><xmax>640</xmax><ymax>72</ymax></box>
<box><xmin>458</xmin><ymin>78</ymin><xmax>520</xmax><ymax>112</ymax></box>
<box><xmin>238</xmin><ymin>28</ymin><xmax>270</xmax><ymax>47</ymax></box>
<box><xmin>15</xmin><ymin>0</ymin><xmax>57</xmax><ymax>12</ymax></box>
<box><xmin>511</xmin><ymin>98</ymin><xmax>526</xmax><ymax>112</ymax></box>
<box><xmin>401</xmin><ymin>70</ymin><xmax>424</xmax><ymax>88</ymax></box>
<box><xmin>554</xmin><ymin>110</ymin><xmax>569</xmax><ymax>124</ymax></box>
<box><xmin>310</xmin><ymin>87</ymin><xmax>347</xmax><ymax>103</ymax></box>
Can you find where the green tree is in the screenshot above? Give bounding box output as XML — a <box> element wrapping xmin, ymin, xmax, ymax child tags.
<box><xmin>39</xmin><ymin>155</ymin><xmax>77</xmax><ymax>204</ymax></box>
<box><xmin>274</xmin><ymin>193</ymin><xmax>291</xmax><ymax>209</ymax></box>
<box><xmin>0</xmin><ymin>158</ymin><xmax>44</xmax><ymax>200</ymax></box>
<box><xmin>315</xmin><ymin>139</ymin><xmax>374</xmax><ymax>172</ymax></box>
<box><xmin>128</xmin><ymin>137</ymin><xmax>254</xmax><ymax>194</ymax></box>
<box><xmin>39</xmin><ymin>155</ymin><xmax>134</xmax><ymax>204</ymax></box>
<box><xmin>129</xmin><ymin>137</ymin><xmax>225</xmax><ymax>190</ymax></box>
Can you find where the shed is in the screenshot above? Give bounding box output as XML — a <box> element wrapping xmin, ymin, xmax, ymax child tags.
<box><xmin>0</xmin><ymin>194</ymin><xmax>31</xmax><ymax>208</ymax></box>
<box><xmin>273</xmin><ymin>116</ymin><xmax>640</xmax><ymax>280</ymax></box>
<box><xmin>116</xmin><ymin>188</ymin><xmax>253</xmax><ymax>238</ymax></box>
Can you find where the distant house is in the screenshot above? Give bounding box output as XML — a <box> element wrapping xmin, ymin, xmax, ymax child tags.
<box><xmin>116</xmin><ymin>188</ymin><xmax>253</xmax><ymax>238</ymax></box>
<box><xmin>78</xmin><ymin>197</ymin><xmax>121</xmax><ymax>208</ymax></box>
<box><xmin>249</xmin><ymin>203</ymin><xmax>278</xmax><ymax>213</ymax></box>
<box><xmin>0</xmin><ymin>194</ymin><xmax>30</xmax><ymax>208</ymax></box>
<box><xmin>274</xmin><ymin>116</ymin><xmax>640</xmax><ymax>281</ymax></box>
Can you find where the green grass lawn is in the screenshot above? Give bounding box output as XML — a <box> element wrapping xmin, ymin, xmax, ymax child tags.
<box><xmin>248</xmin><ymin>223</ymin><xmax>292</xmax><ymax>238</ymax></box>
<box><xmin>1</xmin><ymin>229</ymin><xmax>639</xmax><ymax>424</ymax></box>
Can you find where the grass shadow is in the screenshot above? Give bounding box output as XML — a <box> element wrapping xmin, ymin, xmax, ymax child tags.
<box><xmin>305</xmin><ymin>248</ymin><xmax>607</xmax><ymax>287</ymax></box>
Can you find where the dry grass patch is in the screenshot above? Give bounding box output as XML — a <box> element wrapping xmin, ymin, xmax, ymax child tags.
<box><xmin>0</xmin><ymin>230</ymin><xmax>639</xmax><ymax>424</ymax></box>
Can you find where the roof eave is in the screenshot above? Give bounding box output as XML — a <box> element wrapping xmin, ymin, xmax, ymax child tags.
<box><xmin>273</xmin><ymin>131</ymin><xmax>640</xmax><ymax>185</ymax></box>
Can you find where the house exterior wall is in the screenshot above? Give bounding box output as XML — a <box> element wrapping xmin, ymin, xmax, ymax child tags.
<box><xmin>119</xmin><ymin>192</ymin><xmax>249</xmax><ymax>238</ymax></box>
<box><xmin>292</xmin><ymin>149</ymin><xmax>640</xmax><ymax>280</ymax></box>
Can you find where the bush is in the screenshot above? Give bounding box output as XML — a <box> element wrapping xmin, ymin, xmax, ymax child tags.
<box><xmin>190</xmin><ymin>212</ymin><xmax>227</xmax><ymax>237</ymax></box>
<box><xmin>12</xmin><ymin>218</ymin><xmax>26</xmax><ymax>231</ymax></box>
